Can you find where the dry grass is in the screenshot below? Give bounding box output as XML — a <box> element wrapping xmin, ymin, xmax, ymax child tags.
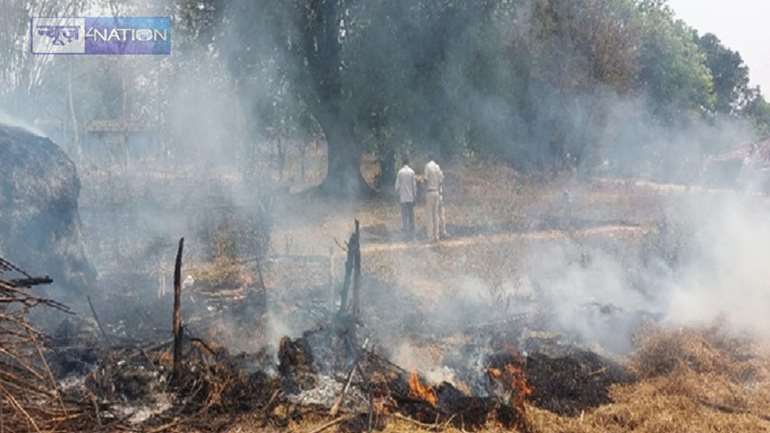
<box><xmin>526</xmin><ymin>326</ymin><xmax>770</xmax><ymax>433</ymax></box>
<box><xmin>207</xmin><ymin>163</ymin><xmax>769</xmax><ymax>432</ymax></box>
<box><xmin>629</xmin><ymin>325</ymin><xmax>767</xmax><ymax>382</ymax></box>
<box><xmin>193</xmin><ymin>257</ymin><xmax>249</xmax><ymax>292</ymax></box>
<box><xmin>223</xmin><ymin>326</ymin><xmax>770</xmax><ymax>433</ymax></box>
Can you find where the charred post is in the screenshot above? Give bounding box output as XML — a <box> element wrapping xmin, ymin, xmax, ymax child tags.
<box><xmin>9</xmin><ymin>276</ymin><xmax>53</xmax><ymax>287</ymax></box>
<box><xmin>255</xmin><ymin>253</ymin><xmax>267</xmax><ymax>296</ymax></box>
<box><xmin>338</xmin><ymin>230</ymin><xmax>355</xmax><ymax>314</ymax></box>
<box><xmin>87</xmin><ymin>295</ymin><xmax>109</xmax><ymax>344</ymax></box>
<box><xmin>172</xmin><ymin>237</ymin><xmax>184</xmax><ymax>383</ymax></box>
<box><xmin>352</xmin><ymin>219</ymin><xmax>361</xmax><ymax>318</ymax></box>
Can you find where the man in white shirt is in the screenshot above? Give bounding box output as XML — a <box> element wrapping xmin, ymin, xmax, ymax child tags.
<box><xmin>394</xmin><ymin>157</ymin><xmax>417</xmax><ymax>238</ymax></box>
<box><xmin>423</xmin><ymin>156</ymin><xmax>444</xmax><ymax>242</ymax></box>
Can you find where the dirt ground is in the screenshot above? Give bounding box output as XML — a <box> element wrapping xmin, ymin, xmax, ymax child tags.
<box><xmin>243</xmin><ymin>167</ymin><xmax>770</xmax><ymax>433</ymax></box>
<box><xmin>269</xmin><ymin>163</ymin><xmax>661</xmax><ymax>256</ymax></box>
<box><xmin>213</xmin><ymin>164</ymin><xmax>770</xmax><ymax>433</ymax></box>
<box><xmin>263</xmin><ymin>162</ymin><xmax>660</xmax><ymax>322</ymax></box>
<box><xmin>68</xmin><ymin>160</ymin><xmax>770</xmax><ymax>433</ymax></box>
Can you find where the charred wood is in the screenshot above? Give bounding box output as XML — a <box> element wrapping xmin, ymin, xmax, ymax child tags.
<box><xmin>87</xmin><ymin>295</ymin><xmax>110</xmax><ymax>344</ymax></box>
<box><xmin>172</xmin><ymin>237</ymin><xmax>184</xmax><ymax>383</ymax></box>
<box><xmin>8</xmin><ymin>277</ymin><xmax>53</xmax><ymax>288</ymax></box>
<box><xmin>352</xmin><ymin>219</ymin><xmax>361</xmax><ymax>319</ymax></box>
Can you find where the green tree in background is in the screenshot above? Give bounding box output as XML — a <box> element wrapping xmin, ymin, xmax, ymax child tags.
<box><xmin>694</xmin><ymin>32</ymin><xmax>770</xmax><ymax>137</ymax></box>
<box><xmin>4</xmin><ymin>0</ymin><xmax>770</xmax><ymax>193</ymax></box>
<box><xmin>636</xmin><ymin>0</ymin><xmax>714</xmax><ymax>118</ymax></box>
<box><xmin>696</xmin><ymin>33</ymin><xmax>750</xmax><ymax>116</ymax></box>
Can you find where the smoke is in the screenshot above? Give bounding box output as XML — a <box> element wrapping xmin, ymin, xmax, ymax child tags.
<box><xmin>358</xmin><ymin>179</ymin><xmax>770</xmax><ymax>360</ymax></box>
<box><xmin>0</xmin><ymin>110</ymin><xmax>47</xmax><ymax>137</ymax></box>
<box><xmin>2</xmin><ymin>0</ymin><xmax>770</xmax><ymax>366</ymax></box>
<box><xmin>510</xmin><ymin>188</ymin><xmax>770</xmax><ymax>351</ymax></box>
<box><xmin>665</xmin><ymin>193</ymin><xmax>770</xmax><ymax>336</ymax></box>
<box><xmin>0</xmin><ymin>1</ymin><xmax>287</xmax><ymax>338</ymax></box>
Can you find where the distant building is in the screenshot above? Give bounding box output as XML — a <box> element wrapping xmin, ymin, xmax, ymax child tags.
<box><xmin>84</xmin><ymin>119</ymin><xmax>160</xmax><ymax>166</ymax></box>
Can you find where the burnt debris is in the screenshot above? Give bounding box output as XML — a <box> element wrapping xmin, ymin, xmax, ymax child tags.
<box><xmin>1</xmin><ymin>222</ymin><xmax>639</xmax><ymax>433</ymax></box>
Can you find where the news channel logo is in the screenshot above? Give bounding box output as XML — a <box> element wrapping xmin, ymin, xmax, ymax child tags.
<box><xmin>31</xmin><ymin>17</ymin><xmax>171</xmax><ymax>55</ymax></box>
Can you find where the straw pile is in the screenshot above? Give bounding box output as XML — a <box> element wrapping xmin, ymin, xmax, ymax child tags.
<box><xmin>526</xmin><ymin>326</ymin><xmax>770</xmax><ymax>433</ymax></box>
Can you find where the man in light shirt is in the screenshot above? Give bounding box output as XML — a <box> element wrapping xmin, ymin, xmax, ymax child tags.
<box><xmin>423</xmin><ymin>155</ymin><xmax>444</xmax><ymax>242</ymax></box>
<box><xmin>394</xmin><ymin>157</ymin><xmax>417</xmax><ymax>238</ymax></box>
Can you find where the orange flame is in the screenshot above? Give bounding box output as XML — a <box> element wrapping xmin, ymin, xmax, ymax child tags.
<box><xmin>408</xmin><ymin>370</ymin><xmax>438</xmax><ymax>407</ymax></box>
<box><xmin>488</xmin><ymin>363</ymin><xmax>533</xmax><ymax>410</ymax></box>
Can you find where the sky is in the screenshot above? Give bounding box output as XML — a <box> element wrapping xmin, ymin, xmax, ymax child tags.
<box><xmin>667</xmin><ymin>0</ymin><xmax>770</xmax><ymax>92</ymax></box>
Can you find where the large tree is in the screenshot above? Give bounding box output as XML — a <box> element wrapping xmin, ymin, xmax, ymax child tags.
<box><xmin>299</xmin><ymin>0</ymin><xmax>369</xmax><ymax>195</ymax></box>
<box><xmin>223</xmin><ymin>0</ymin><xmax>372</xmax><ymax>195</ymax></box>
<box><xmin>220</xmin><ymin>0</ymin><xmax>769</xmax><ymax>191</ymax></box>
<box><xmin>696</xmin><ymin>33</ymin><xmax>751</xmax><ymax>116</ymax></box>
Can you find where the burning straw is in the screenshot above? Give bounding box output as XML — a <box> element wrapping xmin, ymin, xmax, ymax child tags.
<box><xmin>408</xmin><ymin>370</ymin><xmax>438</xmax><ymax>407</ymax></box>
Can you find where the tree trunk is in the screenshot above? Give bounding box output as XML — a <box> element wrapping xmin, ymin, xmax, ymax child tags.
<box><xmin>377</xmin><ymin>147</ymin><xmax>396</xmax><ymax>192</ymax></box>
<box><xmin>300</xmin><ymin>0</ymin><xmax>371</xmax><ymax>198</ymax></box>
<box><xmin>322</xmin><ymin>142</ymin><xmax>369</xmax><ymax>197</ymax></box>
<box><xmin>172</xmin><ymin>237</ymin><xmax>184</xmax><ymax>383</ymax></box>
<box><xmin>316</xmin><ymin>114</ymin><xmax>371</xmax><ymax>197</ymax></box>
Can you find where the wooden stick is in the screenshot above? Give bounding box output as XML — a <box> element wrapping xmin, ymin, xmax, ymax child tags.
<box><xmin>392</xmin><ymin>413</ymin><xmax>442</xmax><ymax>430</ymax></box>
<box><xmin>255</xmin><ymin>254</ymin><xmax>267</xmax><ymax>296</ymax></box>
<box><xmin>0</xmin><ymin>382</ymin><xmax>42</xmax><ymax>433</ymax></box>
<box><xmin>261</xmin><ymin>389</ymin><xmax>281</xmax><ymax>414</ymax></box>
<box><xmin>8</xmin><ymin>277</ymin><xmax>53</xmax><ymax>288</ymax></box>
<box><xmin>142</xmin><ymin>338</ymin><xmax>174</xmax><ymax>353</ymax></box>
<box><xmin>0</xmin><ymin>258</ymin><xmax>32</xmax><ymax>278</ymax></box>
<box><xmin>188</xmin><ymin>337</ymin><xmax>217</xmax><ymax>357</ymax></box>
<box><xmin>87</xmin><ymin>296</ymin><xmax>109</xmax><ymax>343</ymax></box>
<box><xmin>329</xmin><ymin>337</ymin><xmax>369</xmax><ymax>417</ymax></box>
<box><xmin>172</xmin><ymin>237</ymin><xmax>184</xmax><ymax>383</ymax></box>
<box><xmin>26</xmin><ymin>327</ymin><xmax>66</xmax><ymax>413</ymax></box>
<box><xmin>329</xmin><ymin>367</ymin><xmax>356</xmax><ymax>417</ymax></box>
<box><xmin>338</xmin><ymin>233</ymin><xmax>355</xmax><ymax>314</ymax></box>
<box><xmin>305</xmin><ymin>416</ymin><xmax>349</xmax><ymax>433</ymax></box>
<box><xmin>367</xmin><ymin>391</ymin><xmax>374</xmax><ymax>432</ymax></box>
<box><xmin>352</xmin><ymin>220</ymin><xmax>361</xmax><ymax>318</ymax></box>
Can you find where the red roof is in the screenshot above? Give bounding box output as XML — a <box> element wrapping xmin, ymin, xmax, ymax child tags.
<box><xmin>709</xmin><ymin>138</ymin><xmax>770</xmax><ymax>164</ymax></box>
<box><xmin>753</xmin><ymin>138</ymin><xmax>770</xmax><ymax>163</ymax></box>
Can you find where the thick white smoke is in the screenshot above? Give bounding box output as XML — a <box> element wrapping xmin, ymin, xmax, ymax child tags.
<box><xmin>665</xmin><ymin>193</ymin><xmax>770</xmax><ymax>337</ymax></box>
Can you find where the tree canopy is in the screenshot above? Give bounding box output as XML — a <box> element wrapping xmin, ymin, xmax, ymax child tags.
<box><xmin>219</xmin><ymin>0</ymin><xmax>770</xmax><ymax>189</ymax></box>
<box><xmin>1</xmin><ymin>0</ymin><xmax>768</xmax><ymax>192</ymax></box>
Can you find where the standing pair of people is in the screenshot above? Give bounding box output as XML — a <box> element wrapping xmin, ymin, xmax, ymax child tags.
<box><xmin>395</xmin><ymin>156</ymin><xmax>446</xmax><ymax>242</ymax></box>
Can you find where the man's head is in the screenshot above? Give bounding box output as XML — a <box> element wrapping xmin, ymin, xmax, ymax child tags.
<box><xmin>427</xmin><ymin>153</ymin><xmax>436</xmax><ymax>163</ymax></box>
<box><xmin>402</xmin><ymin>156</ymin><xmax>410</xmax><ymax>167</ymax></box>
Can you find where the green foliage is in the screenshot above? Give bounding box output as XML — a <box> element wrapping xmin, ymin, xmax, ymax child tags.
<box><xmin>636</xmin><ymin>0</ymin><xmax>715</xmax><ymax>117</ymax></box>
<box><xmin>744</xmin><ymin>89</ymin><xmax>770</xmax><ymax>138</ymax></box>
<box><xmin>5</xmin><ymin>0</ymin><xmax>770</xmax><ymax>185</ymax></box>
<box><xmin>696</xmin><ymin>33</ymin><xmax>751</xmax><ymax>115</ymax></box>
<box><xmin>691</xmin><ymin>32</ymin><xmax>770</xmax><ymax>137</ymax></box>
<box><xmin>220</xmin><ymin>0</ymin><xmax>770</xmax><ymax>182</ymax></box>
